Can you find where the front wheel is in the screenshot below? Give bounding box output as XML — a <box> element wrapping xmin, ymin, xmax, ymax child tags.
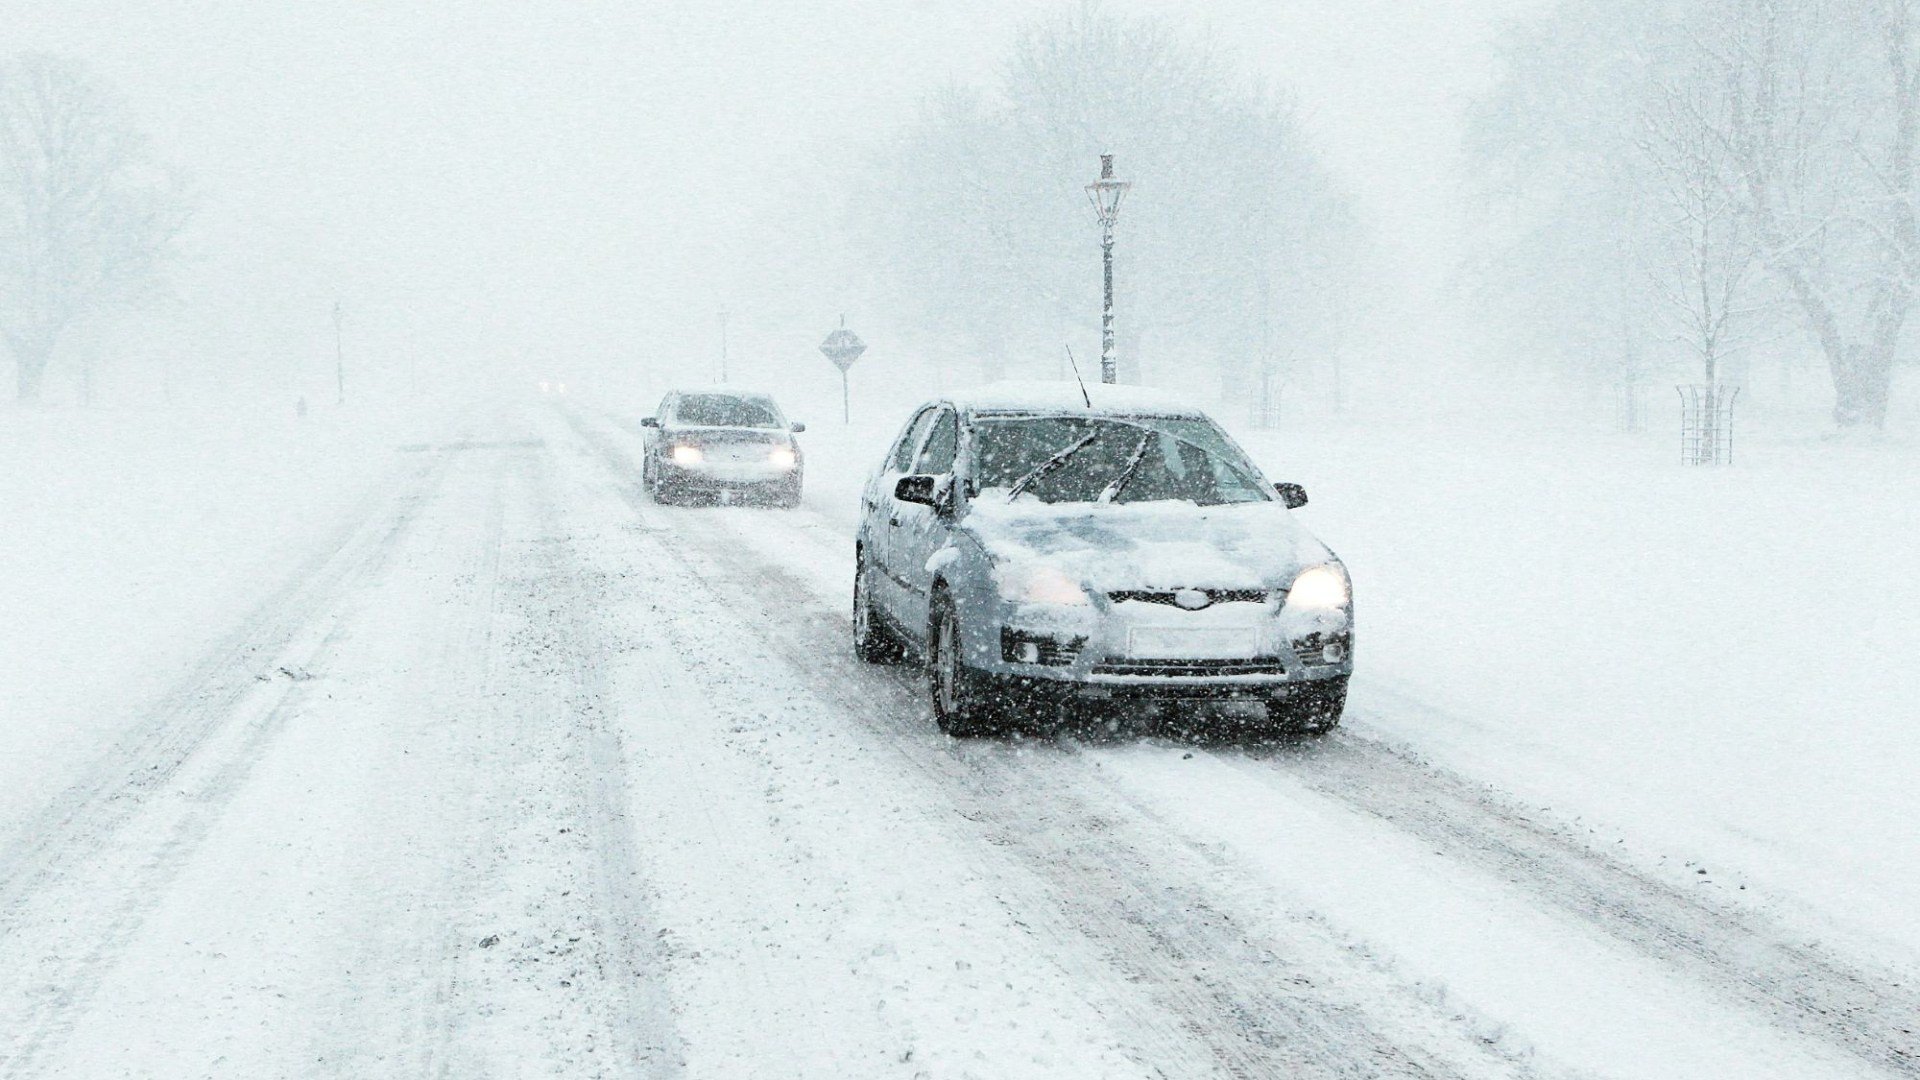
<box><xmin>928</xmin><ymin>591</ymin><xmax>1003</xmax><ymax>737</ymax></box>
<box><xmin>1264</xmin><ymin>676</ymin><xmax>1347</xmax><ymax>737</ymax></box>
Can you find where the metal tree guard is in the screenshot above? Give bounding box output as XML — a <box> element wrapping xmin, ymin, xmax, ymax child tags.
<box><xmin>1677</xmin><ymin>383</ymin><xmax>1739</xmax><ymax>465</ymax></box>
<box><xmin>1085</xmin><ymin>154</ymin><xmax>1131</xmax><ymax>384</ymax></box>
<box><xmin>819</xmin><ymin>317</ymin><xmax>866</xmax><ymax>423</ymax></box>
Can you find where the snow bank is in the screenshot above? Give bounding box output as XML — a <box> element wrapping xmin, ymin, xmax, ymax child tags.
<box><xmin>0</xmin><ymin>402</ymin><xmax>447</xmax><ymax>848</ymax></box>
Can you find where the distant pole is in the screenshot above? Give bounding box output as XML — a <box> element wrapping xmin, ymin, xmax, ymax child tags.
<box><xmin>1085</xmin><ymin>154</ymin><xmax>1132</xmax><ymax>385</ymax></box>
<box><xmin>718</xmin><ymin>311</ymin><xmax>729</xmax><ymax>384</ymax></box>
<box><xmin>332</xmin><ymin>301</ymin><xmax>345</xmax><ymax>406</ymax></box>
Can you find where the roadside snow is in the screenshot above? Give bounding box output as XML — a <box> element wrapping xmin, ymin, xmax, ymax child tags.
<box><xmin>0</xmin><ymin>404</ymin><xmax>444</xmax><ymax>849</ymax></box>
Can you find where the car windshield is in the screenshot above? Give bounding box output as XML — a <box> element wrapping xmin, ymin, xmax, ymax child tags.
<box><xmin>674</xmin><ymin>394</ymin><xmax>783</xmax><ymax>428</ymax></box>
<box><xmin>971</xmin><ymin>415</ymin><xmax>1271</xmax><ymax>506</ymax></box>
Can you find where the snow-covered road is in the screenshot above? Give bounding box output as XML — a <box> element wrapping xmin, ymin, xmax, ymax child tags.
<box><xmin>2</xmin><ymin>405</ymin><xmax>1913</xmax><ymax>1079</ymax></box>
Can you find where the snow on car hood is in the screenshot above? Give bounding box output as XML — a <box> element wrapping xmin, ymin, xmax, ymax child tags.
<box><xmin>964</xmin><ymin>497</ymin><xmax>1332</xmax><ymax>592</ymax></box>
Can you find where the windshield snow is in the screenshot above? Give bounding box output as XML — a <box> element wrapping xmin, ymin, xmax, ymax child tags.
<box><xmin>972</xmin><ymin>416</ymin><xmax>1270</xmax><ymax>506</ymax></box>
<box><xmin>674</xmin><ymin>394</ymin><xmax>783</xmax><ymax>428</ymax></box>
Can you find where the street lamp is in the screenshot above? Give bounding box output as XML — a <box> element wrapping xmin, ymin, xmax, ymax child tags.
<box><xmin>1085</xmin><ymin>153</ymin><xmax>1131</xmax><ymax>384</ymax></box>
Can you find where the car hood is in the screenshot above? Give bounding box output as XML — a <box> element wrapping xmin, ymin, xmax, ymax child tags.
<box><xmin>962</xmin><ymin>498</ymin><xmax>1333</xmax><ymax>593</ymax></box>
<box><xmin>665</xmin><ymin>425</ymin><xmax>791</xmax><ymax>446</ymax></box>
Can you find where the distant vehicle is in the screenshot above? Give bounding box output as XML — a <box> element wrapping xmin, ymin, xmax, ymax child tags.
<box><xmin>641</xmin><ymin>388</ymin><xmax>806</xmax><ymax>507</ymax></box>
<box><xmin>854</xmin><ymin>381</ymin><xmax>1351</xmax><ymax>737</ymax></box>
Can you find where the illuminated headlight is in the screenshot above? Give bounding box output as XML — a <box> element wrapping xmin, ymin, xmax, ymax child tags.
<box><xmin>1283</xmin><ymin>565</ymin><xmax>1349</xmax><ymax>610</ymax></box>
<box><xmin>997</xmin><ymin>564</ymin><xmax>1091</xmax><ymax>607</ymax></box>
<box><xmin>670</xmin><ymin>444</ymin><xmax>704</xmax><ymax>466</ymax></box>
<box><xmin>768</xmin><ymin>446</ymin><xmax>797</xmax><ymax>469</ymax></box>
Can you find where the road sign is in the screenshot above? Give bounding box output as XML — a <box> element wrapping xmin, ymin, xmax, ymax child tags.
<box><xmin>820</xmin><ymin>325</ymin><xmax>866</xmax><ymax>371</ymax></box>
<box><xmin>820</xmin><ymin>318</ymin><xmax>866</xmax><ymax>423</ymax></box>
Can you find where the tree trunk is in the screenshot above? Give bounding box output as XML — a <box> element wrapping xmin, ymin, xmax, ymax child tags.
<box><xmin>1832</xmin><ymin>342</ymin><xmax>1895</xmax><ymax>429</ymax></box>
<box><xmin>13</xmin><ymin>349</ymin><xmax>49</xmax><ymax>403</ymax></box>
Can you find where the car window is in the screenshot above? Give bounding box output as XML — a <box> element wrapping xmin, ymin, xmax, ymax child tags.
<box><xmin>913</xmin><ymin>409</ymin><xmax>959</xmax><ymax>474</ymax></box>
<box><xmin>971</xmin><ymin>415</ymin><xmax>1270</xmax><ymax>506</ymax></box>
<box><xmin>655</xmin><ymin>395</ymin><xmax>674</xmax><ymax>421</ymax></box>
<box><xmin>672</xmin><ymin>393</ymin><xmax>783</xmax><ymax>428</ymax></box>
<box><xmin>889</xmin><ymin>409</ymin><xmax>935</xmax><ymax>472</ymax></box>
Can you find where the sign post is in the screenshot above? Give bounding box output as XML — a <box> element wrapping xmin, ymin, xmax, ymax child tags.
<box><xmin>819</xmin><ymin>317</ymin><xmax>866</xmax><ymax>424</ymax></box>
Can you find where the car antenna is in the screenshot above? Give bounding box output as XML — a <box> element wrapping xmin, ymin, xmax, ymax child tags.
<box><xmin>1064</xmin><ymin>344</ymin><xmax>1092</xmax><ymax>409</ymax></box>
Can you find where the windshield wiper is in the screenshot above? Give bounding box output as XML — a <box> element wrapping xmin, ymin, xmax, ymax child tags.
<box><xmin>1006</xmin><ymin>432</ymin><xmax>1100</xmax><ymax>502</ymax></box>
<box><xmin>1099</xmin><ymin>432</ymin><xmax>1154</xmax><ymax>503</ymax></box>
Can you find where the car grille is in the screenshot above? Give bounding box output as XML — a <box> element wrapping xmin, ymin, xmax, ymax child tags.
<box><xmin>1107</xmin><ymin>589</ymin><xmax>1270</xmax><ymax>606</ymax></box>
<box><xmin>1091</xmin><ymin>658</ymin><xmax>1289</xmax><ymax>678</ymax></box>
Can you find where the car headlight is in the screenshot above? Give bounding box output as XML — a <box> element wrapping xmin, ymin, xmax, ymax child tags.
<box><xmin>997</xmin><ymin>564</ymin><xmax>1091</xmax><ymax>606</ymax></box>
<box><xmin>1283</xmin><ymin>565</ymin><xmax>1349</xmax><ymax>610</ymax></box>
<box><xmin>671</xmin><ymin>444</ymin><xmax>704</xmax><ymax>466</ymax></box>
<box><xmin>768</xmin><ymin>446</ymin><xmax>797</xmax><ymax>469</ymax></box>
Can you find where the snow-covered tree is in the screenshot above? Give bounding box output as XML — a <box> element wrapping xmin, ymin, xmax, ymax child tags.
<box><xmin>0</xmin><ymin>55</ymin><xmax>183</xmax><ymax>403</ymax></box>
<box><xmin>1469</xmin><ymin>0</ymin><xmax>1919</xmax><ymax>429</ymax></box>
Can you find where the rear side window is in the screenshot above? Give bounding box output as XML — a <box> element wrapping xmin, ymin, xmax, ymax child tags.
<box><xmin>913</xmin><ymin>409</ymin><xmax>959</xmax><ymax>474</ymax></box>
<box><xmin>890</xmin><ymin>409</ymin><xmax>935</xmax><ymax>472</ymax></box>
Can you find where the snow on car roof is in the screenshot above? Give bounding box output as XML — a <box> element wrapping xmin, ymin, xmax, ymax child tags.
<box><xmin>947</xmin><ymin>380</ymin><xmax>1208</xmax><ymax>418</ymax></box>
<box><xmin>667</xmin><ymin>386</ymin><xmax>780</xmax><ymax>400</ymax></box>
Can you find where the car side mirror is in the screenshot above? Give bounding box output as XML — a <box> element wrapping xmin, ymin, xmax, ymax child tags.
<box><xmin>1275</xmin><ymin>482</ymin><xmax>1308</xmax><ymax>509</ymax></box>
<box><xmin>790</xmin><ymin>421</ymin><xmax>807</xmax><ymax>433</ymax></box>
<box><xmin>640</xmin><ymin>416</ymin><xmax>660</xmax><ymax>428</ymax></box>
<box><xmin>894</xmin><ymin>474</ymin><xmax>938</xmax><ymax>506</ymax></box>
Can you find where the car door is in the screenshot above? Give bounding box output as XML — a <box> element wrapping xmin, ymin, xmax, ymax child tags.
<box><xmin>648</xmin><ymin>393</ymin><xmax>674</xmax><ymax>460</ymax></box>
<box><xmin>891</xmin><ymin>406</ymin><xmax>960</xmax><ymax>639</ymax></box>
<box><xmin>870</xmin><ymin>407</ymin><xmax>937</xmax><ymax>623</ymax></box>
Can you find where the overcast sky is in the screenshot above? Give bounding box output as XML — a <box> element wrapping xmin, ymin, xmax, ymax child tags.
<box><xmin>7</xmin><ymin>0</ymin><xmax>1542</xmax><ymax>402</ymax></box>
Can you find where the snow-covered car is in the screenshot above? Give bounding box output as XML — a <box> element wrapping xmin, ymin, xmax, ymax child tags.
<box><xmin>641</xmin><ymin>388</ymin><xmax>805</xmax><ymax>507</ymax></box>
<box><xmin>853</xmin><ymin>382</ymin><xmax>1352</xmax><ymax>737</ymax></box>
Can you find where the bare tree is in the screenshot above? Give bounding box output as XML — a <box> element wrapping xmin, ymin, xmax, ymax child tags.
<box><xmin>1714</xmin><ymin>0</ymin><xmax>1919</xmax><ymax>428</ymax></box>
<box><xmin>1471</xmin><ymin>0</ymin><xmax>1919</xmax><ymax>429</ymax></box>
<box><xmin>1638</xmin><ymin>60</ymin><xmax>1773</xmax><ymax>385</ymax></box>
<box><xmin>0</xmin><ymin>54</ymin><xmax>183</xmax><ymax>403</ymax></box>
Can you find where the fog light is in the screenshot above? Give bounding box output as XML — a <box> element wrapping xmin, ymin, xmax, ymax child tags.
<box><xmin>1323</xmin><ymin>641</ymin><xmax>1346</xmax><ymax>664</ymax></box>
<box><xmin>768</xmin><ymin>446</ymin><xmax>797</xmax><ymax>469</ymax></box>
<box><xmin>671</xmin><ymin>444</ymin><xmax>703</xmax><ymax>466</ymax></box>
<box><xmin>1018</xmin><ymin>641</ymin><xmax>1040</xmax><ymax>663</ymax></box>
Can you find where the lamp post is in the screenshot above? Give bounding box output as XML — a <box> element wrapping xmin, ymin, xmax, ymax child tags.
<box><xmin>1085</xmin><ymin>154</ymin><xmax>1131</xmax><ymax>384</ymax></box>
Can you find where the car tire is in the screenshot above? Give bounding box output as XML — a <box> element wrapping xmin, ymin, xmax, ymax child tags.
<box><xmin>853</xmin><ymin>548</ymin><xmax>905</xmax><ymax>665</ymax></box>
<box><xmin>928</xmin><ymin>588</ymin><xmax>1002</xmax><ymax>737</ymax></box>
<box><xmin>1264</xmin><ymin>676</ymin><xmax>1347</xmax><ymax>736</ymax></box>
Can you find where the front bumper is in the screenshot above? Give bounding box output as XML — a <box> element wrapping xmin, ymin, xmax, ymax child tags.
<box><xmin>966</xmin><ymin>596</ymin><xmax>1351</xmax><ymax>701</ymax></box>
<box><xmin>657</xmin><ymin>459</ymin><xmax>799</xmax><ymax>490</ymax></box>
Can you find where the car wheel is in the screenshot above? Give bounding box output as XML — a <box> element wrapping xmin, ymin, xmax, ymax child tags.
<box><xmin>1264</xmin><ymin>676</ymin><xmax>1348</xmax><ymax>737</ymax></box>
<box><xmin>852</xmin><ymin>548</ymin><xmax>905</xmax><ymax>665</ymax></box>
<box><xmin>928</xmin><ymin>589</ymin><xmax>1001</xmax><ymax>737</ymax></box>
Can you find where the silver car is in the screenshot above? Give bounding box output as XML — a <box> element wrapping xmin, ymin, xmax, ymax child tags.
<box><xmin>853</xmin><ymin>383</ymin><xmax>1353</xmax><ymax>737</ymax></box>
<box><xmin>640</xmin><ymin>388</ymin><xmax>806</xmax><ymax>507</ymax></box>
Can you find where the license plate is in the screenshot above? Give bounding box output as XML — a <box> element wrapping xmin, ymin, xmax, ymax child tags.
<box><xmin>1126</xmin><ymin>627</ymin><xmax>1258</xmax><ymax>659</ymax></box>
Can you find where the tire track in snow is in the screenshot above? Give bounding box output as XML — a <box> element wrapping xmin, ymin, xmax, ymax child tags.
<box><xmin>561</xmin><ymin>406</ymin><xmax>1545</xmax><ymax>1080</ymax></box>
<box><xmin>1221</xmin><ymin>734</ymin><xmax>1920</xmax><ymax>1076</ymax></box>
<box><xmin>440</xmin><ymin>441</ymin><xmax>683</xmax><ymax>1078</ymax></box>
<box><xmin>591</xmin><ymin>409</ymin><xmax>1920</xmax><ymax>1077</ymax></box>
<box><xmin>0</xmin><ymin>443</ymin><xmax>455</xmax><ymax>1077</ymax></box>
